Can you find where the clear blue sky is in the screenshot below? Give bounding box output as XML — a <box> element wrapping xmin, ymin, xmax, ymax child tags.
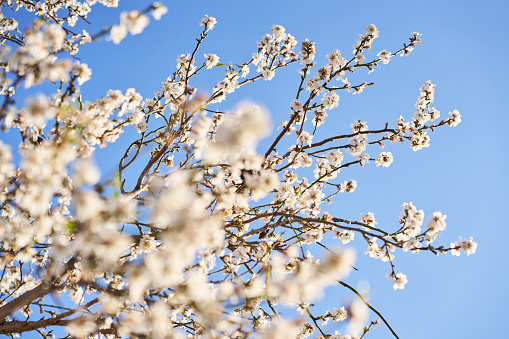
<box><xmin>5</xmin><ymin>0</ymin><xmax>508</xmax><ymax>338</ymax></box>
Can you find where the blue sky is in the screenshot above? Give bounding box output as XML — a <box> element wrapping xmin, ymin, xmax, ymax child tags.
<box><xmin>4</xmin><ymin>0</ymin><xmax>509</xmax><ymax>338</ymax></box>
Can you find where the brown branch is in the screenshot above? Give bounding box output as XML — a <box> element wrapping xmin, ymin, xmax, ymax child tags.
<box><xmin>0</xmin><ymin>258</ymin><xmax>78</xmax><ymax>322</ymax></box>
<box><xmin>0</xmin><ymin>278</ymin><xmax>61</xmax><ymax>322</ymax></box>
<box><xmin>0</xmin><ymin>298</ymin><xmax>100</xmax><ymax>334</ymax></box>
<box><xmin>281</xmin><ymin>127</ymin><xmax>396</xmax><ymax>159</ymax></box>
<box><xmin>231</xmin><ymin>212</ymin><xmax>391</xmax><ymax>241</ymax></box>
<box><xmin>133</xmin><ymin>143</ymin><xmax>169</xmax><ymax>192</ymax></box>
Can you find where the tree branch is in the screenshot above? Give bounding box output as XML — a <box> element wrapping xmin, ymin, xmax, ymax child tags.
<box><xmin>338</xmin><ymin>280</ymin><xmax>400</xmax><ymax>339</ymax></box>
<box><xmin>0</xmin><ymin>259</ymin><xmax>78</xmax><ymax>322</ymax></box>
<box><xmin>0</xmin><ymin>279</ymin><xmax>61</xmax><ymax>322</ymax></box>
<box><xmin>0</xmin><ymin>298</ymin><xmax>100</xmax><ymax>334</ymax></box>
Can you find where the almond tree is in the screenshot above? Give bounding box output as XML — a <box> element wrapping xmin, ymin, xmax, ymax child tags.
<box><xmin>0</xmin><ymin>2</ymin><xmax>476</xmax><ymax>338</ymax></box>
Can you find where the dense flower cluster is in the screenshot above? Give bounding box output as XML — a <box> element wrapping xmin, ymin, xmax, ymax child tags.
<box><xmin>0</xmin><ymin>3</ymin><xmax>475</xmax><ymax>339</ymax></box>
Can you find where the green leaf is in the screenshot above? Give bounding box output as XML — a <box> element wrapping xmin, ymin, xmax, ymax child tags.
<box><xmin>66</xmin><ymin>221</ymin><xmax>77</xmax><ymax>236</ymax></box>
<box><xmin>113</xmin><ymin>171</ymin><xmax>122</xmax><ymax>187</ymax></box>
